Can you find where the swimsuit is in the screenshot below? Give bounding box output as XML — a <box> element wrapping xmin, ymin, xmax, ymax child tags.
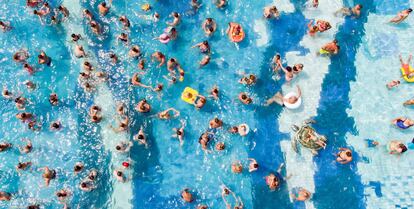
<box><xmin>396</xmin><ymin>119</ymin><xmax>411</xmax><ymax>129</ymax></box>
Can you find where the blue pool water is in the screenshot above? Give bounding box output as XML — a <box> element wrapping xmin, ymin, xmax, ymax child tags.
<box><xmin>1</xmin><ymin>0</ymin><xmax>414</xmax><ymax>208</ymax></box>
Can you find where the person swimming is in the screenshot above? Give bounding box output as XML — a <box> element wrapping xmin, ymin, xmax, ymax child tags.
<box><xmin>119</xmin><ymin>15</ymin><xmax>131</xmax><ymax>30</ymax></box>
<box><xmin>335</xmin><ymin>4</ymin><xmax>362</xmax><ymax>18</ymax></box>
<box><xmin>390</xmin><ymin>8</ymin><xmax>412</xmax><ymax>24</ymax></box>
<box><xmin>209</xmin><ymin>117</ymin><xmax>223</xmax><ymax>129</ymax></box>
<box><xmin>191</xmin><ymin>41</ymin><xmax>210</xmax><ymax>54</ymax></box>
<box><xmin>19</xmin><ymin>138</ymin><xmax>32</xmax><ymax>154</ymax></box>
<box><xmin>98</xmin><ymin>1</ymin><xmax>111</xmax><ymax>16</ymax></box>
<box><xmin>167</xmin><ymin>12</ymin><xmax>181</xmax><ymax>27</ymax></box>
<box><xmin>263</xmin><ymin>5</ymin><xmax>279</xmax><ymax>19</ymax></box>
<box><xmin>307</xmin><ymin>20</ymin><xmax>319</xmax><ymax>36</ymax></box>
<box><xmin>320</xmin><ymin>40</ymin><xmax>340</xmax><ymax>55</ymax></box>
<box><xmin>336</xmin><ymin>148</ymin><xmax>352</xmax><ymax>164</ymax></box>
<box><xmin>386</xmin><ymin>80</ymin><xmax>400</xmax><ymax>89</ymax></box>
<box><xmin>0</xmin><ymin>191</ymin><xmax>12</xmax><ymax>201</ymax></box>
<box><xmin>38</xmin><ymin>50</ymin><xmax>51</xmax><ymax>66</ymax></box>
<box><xmin>392</xmin><ymin>117</ymin><xmax>414</xmax><ymax>129</ymax></box>
<box><xmin>291</xmin><ymin>188</ymin><xmax>311</xmax><ymax>201</ymax></box>
<box><xmin>0</xmin><ymin>142</ymin><xmax>12</xmax><ymax>152</ymax></box>
<box><xmin>49</xmin><ymin>93</ymin><xmax>58</xmax><ymax>106</ymax></box>
<box><xmin>238</xmin><ymin>92</ymin><xmax>252</xmax><ymax>105</ymax></box>
<box><xmin>248</xmin><ymin>158</ymin><xmax>259</xmax><ymax>172</ymax></box>
<box><xmin>231</xmin><ymin>161</ymin><xmax>243</xmax><ymax>173</ymax></box>
<box><xmin>181</xmin><ymin>188</ymin><xmax>193</xmax><ymax>203</ymax></box>
<box><xmin>74</xmin><ymin>162</ymin><xmax>84</xmax><ymax>175</ymax></box>
<box><xmin>151</xmin><ymin>51</ymin><xmax>166</xmax><ymax>67</ymax></box>
<box><xmin>202</xmin><ymin>18</ymin><xmax>217</xmax><ymax>36</ymax></box>
<box><xmin>134</xmin><ymin>127</ymin><xmax>148</xmax><ymax>147</ymax></box>
<box><xmin>210</xmin><ymin>86</ymin><xmax>219</xmax><ymax>100</ymax></box>
<box><xmin>157</xmin><ymin>108</ymin><xmax>180</xmax><ymax>120</ymax></box>
<box><xmin>135</xmin><ymin>99</ymin><xmax>151</xmax><ymax>113</ymax></box>
<box><xmin>198</xmin><ymin>131</ymin><xmax>212</xmax><ymax>152</ymax></box>
<box><xmin>388</xmin><ymin>140</ymin><xmax>408</xmax><ymax>155</ymax></box>
<box><xmin>41</xmin><ymin>166</ymin><xmax>57</xmax><ymax>186</ymax></box>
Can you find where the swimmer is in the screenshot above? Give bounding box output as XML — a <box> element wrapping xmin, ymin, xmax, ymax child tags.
<box><xmin>386</xmin><ymin>80</ymin><xmax>400</xmax><ymax>89</ymax></box>
<box><xmin>56</xmin><ymin>189</ymin><xmax>70</xmax><ymax>202</ymax></box>
<box><xmin>390</xmin><ymin>8</ymin><xmax>412</xmax><ymax>24</ymax></box>
<box><xmin>231</xmin><ymin>161</ymin><xmax>243</xmax><ymax>173</ymax></box>
<box><xmin>292</xmin><ymin>64</ymin><xmax>304</xmax><ymax>75</ymax></box>
<box><xmin>151</xmin><ymin>51</ymin><xmax>166</xmax><ymax>67</ymax></box>
<box><xmin>291</xmin><ymin>188</ymin><xmax>311</xmax><ymax>201</ymax></box>
<box><xmin>58</xmin><ymin>5</ymin><xmax>70</xmax><ymax>20</ymax></box>
<box><xmin>90</xmin><ymin>21</ymin><xmax>101</xmax><ymax>35</ymax></box>
<box><xmin>172</xmin><ymin>120</ymin><xmax>186</xmax><ymax>146</ymax></box>
<box><xmin>153</xmin><ymin>12</ymin><xmax>160</xmax><ymax>22</ymax></box>
<box><xmin>50</xmin><ymin>121</ymin><xmax>62</xmax><ymax>131</ymax></box>
<box><xmin>15</xmin><ymin>96</ymin><xmax>27</xmax><ymax>110</ymax></box>
<box><xmin>307</xmin><ymin>20</ymin><xmax>319</xmax><ymax>36</ymax></box>
<box><xmin>239</xmin><ymin>73</ymin><xmax>257</xmax><ymax>85</ymax></box>
<box><xmin>312</xmin><ymin>0</ymin><xmax>318</xmax><ymax>8</ymax></box>
<box><xmin>38</xmin><ymin>50</ymin><xmax>51</xmax><ymax>66</ymax></box>
<box><xmin>215</xmin><ymin>0</ymin><xmax>227</xmax><ymax>8</ymax></box>
<box><xmin>26</xmin><ymin>0</ymin><xmax>41</xmax><ymax>8</ymax></box>
<box><xmin>320</xmin><ymin>39</ymin><xmax>340</xmax><ymax>55</ymax></box>
<box><xmin>316</xmin><ymin>20</ymin><xmax>331</xmax><ymax>32</ymax></box>
<box><xmin>335</xmin><ymin>4</ymin><xmax>362</xmax><ymax>18</ymax></box>
<box><xmin>392</xmin><ymin>117</ymin><xmax>414</xmax><ymax>129</ymax></box>
<box><xmin>49</xmin><ymin>93</ymin><xmax>58</xmax><ymax>106</ymax></box>
<box><xmin>16</xmin><ymin>161</ymin><xmax>32</xmax><ymax>173</ymax></box>
<box><xmin>210</xmin><ymin>86</ymin><xmax>219</xmax><ymax>100</ymax></box>
<box><xmin>238</xmin><ymin>124</ymin><xmax>249</xmax><ymax>136</ymax></box>
<box><xmin>109</xmin><ymin>52</ymin><xmax>118</xmax><ymax>64</ymax></box>
<box><xmin>215</xmin><ymin>142</ymin><xmax>225</xmax><ymax>151</ymax></box>
<box><xmin>263</xmin><ymin>6</ymin><xmax>279</xmax><ymax>19</ymax></box>
<box><xmin>0</xmin><ymin>142</ymin><xmax>12</xmax><ymax>152</ymax></box>
<box><xmin>79</xmin><ymin>181</ymin><xmax>96</xmax><ymax>192</ymax></box>
<box><xmin>134</xmin><ymin>127</ymin><xmax>148</xmax><ymax>147</ymax></box>
<box><xmin>113</xmin><ymin>169</ymin><xmax>126</xmax><ymax>182</ymax></box>
<box><xmin>117</xmin><ymin>33</ymin><xmax>129</xmax><ymax>45</ymax></box>
<box><xmin>98</xmin><ymin>1</ymin><xmax>111</xmax><ymax>16</ymax></box>
<box><xmin>50</xmin><ymin>13</ymin><xmax>60</xmax><ymax>25</ymax></box>
<box><xmin>265</xmin><ymin>163</ymin><xmax>284</xmax><ymax>191</ymax></box>
<box><xmin>248</xmin><ymin>158</ymin><xmax>259</xmax><ymax>172</ymax></box>
<box><xmin>83</xmin><ymin>9</ymin><xmax>93</xmax><ymax>21</ymax></box>
<box><xmin>74</xmin><ymin>162</ymin><xmax>84</xmax><ymax>175</ymax></box>
<box><xmin>135</xmin><ymin>99</ymin><xmax>151</xmax><ymax>113</ymax></box>
<box><xmin>27</xmin><ymin>204</ymin><xmax>40</xmax><ymax>209</ymax></box>
<box><xmin>19</xmin><ymin>138</ymin><xmax>32</xmax><ymax>154</ymax></box>
<box><xmin>152</xmin><ymin>83</ymin><xmax>164</xmax><ymax>92</ymax></box>
<box><xmin>281</xmin><ymin>65</ymin><xmax>294</xmax><ymax>82</ymax></box>
<box><xmin>2</xmin><ymin>88</ymin><xmax>13</xmax><ymax>99</ymax></box>
<box><xmin>400</xmin><ymin>54</ymin><xmax>413</xmax><ymax>77</ymax></box>
<box><xmin>157</xmin><ymin>108</ymin><xmax>180</xmax><ymax>120</ymax></box>
<box><xmin>24</xmin><ymin>63</ymin><xmax>35</xmax><ymax>75</ymax></box>
<box><xmin>41</xmin><ymin>166</ymin><xmax>56</xmax><ymax>186</ymax></box>
<box><xmin>167</xmin><ymin>12</ymin><xmax>180</xmax><ymax>27</ymax></box>
<box><xmin>202</xmin><ymin>18</ymin><xmax>217</xmax><ymax>36</ymax></box>
<box><xmin>129</xmin><ymin>45</ymin><xmax>141</xmax><ymax>59</ymax></box>
<box><xmin>116</xmin><ymin>103</ymin><xmax>125</xmax><ymax>116</ymax></box>
<box><xmin>221</xmin><ymin>184</ymin><xmax>237</xmax><ymax>208</ymax></box>
<box><xmin>336</xmin><ymin>148</ymin><xmax>352</xmax><ymax>164</ymax></box>
<box><xmin>16</xmin><ymin>112</ymin><xmax>33</xmax><ymax>122</ymax></box>
<box><xmin>89</xmin><ymin>105</ymin><xmax>101</xmax><ymax>116</ymax></box>
<box><xmin>90</xmin><ymin>111</ymin><xmax>102</xmax><ymax>123</ymax></box>
<box><xmin>0</xmin><ymin>191</ymin><xmax>12</xmax><ymax>201</ymax></box>
<box><xmin>229</xmin><ymin>126</ymin><xmax>239</xmax><ymax>134</ymax></box>
<box><xmin>191</xmin><ymin>41</ymin><xmax>210</xmax><ymax>54</ymax></box>
<box><xmin>113</xmin><ymin>117</ymin><xmax>129</xmax><ymax>132</ymax></box>
<box><xmin>87</xmin><ymin>169</ymin><xmax>98</xmax><ymax>181</ymax></box>
<box><xmin>0</xmin><ymin>20</ymin><xmax>12</xmax><ymax>32</ymax></box>
<box><xmin>131</xmin><ymin>73</ymin><xmax>151</xmax><ymax>88</ymax></box>
<box><xmin>74</xmin><ymin>45</ymin><xmax>86</xmax><ymax>58</ymax></box>
<box><xmin>197</xmin><ymin>205</ymin><xmax>208</xmax><ymax>209</ymax></box>
<box><xmin>389</xmin><ymin>140</ymin><xmax>408</xmax><ymax>155</ymax></box>
<box><xmin>209</xmin><ymin>117</ymin><xmax>223</xmax><ymax>129</ymax></box>
<box><xmin>138</xmin><ymin>59</ymin><xmax>145</xmax><ymax>70</ymax></box>
<box><xmin>238</xmin><ymin>92</ymin><xmax>252</xmax><ymax>105</ymax></box>
<box><xmin>181</xmin><ymin>188</ymin><xmax>193</xmax><ymax>203</ymax></box>
<box><xmin>119</xmin><ymin>16</ymin><xmax>131</xmax><ymax>30</ymax></box>
<box><xmin>169</xmin><ymin>27</ymin><xmax>178</xmax><ymax>40</ymax></box>
<box><xmin>194</xmin><ymin>95</ymin><xmax>207</xmax><ymax>109</ymax></box>
<box><xmin>199</xmin><ymin>131</ymin><xmax>212</xmax><ymax>151</ymax></box>
<box><xmin>13</xmin><ymin>49</ymin><xmax>29</xmax><ymax>63</ymax></box>
<box><xmin>191</xmin><ymin>0</ymin><xmax>202</xmax><ymax>10</ymax></box>
<box><xmin>96</xmin><ymin>71</ymin><xmax>108</xmax><ymax>82</ymax></box>
<box><xmin>199</xmin><ymin>55</ymin><xmax>211</xmax><ymax>67</ymax></box>
<box><xmin>167</xmin><ymin>58</ymin><xmax>182</xmax><ymax>73</ymax></box>
<box><xmin>24</xmin><ymin>80</ymin><xmax>36</xmax><ymax>90</ymax></box>
<box><xmin>403</xmin><ymin>99</ymin><xmax>414</xmax><ymax>106</ymax></box>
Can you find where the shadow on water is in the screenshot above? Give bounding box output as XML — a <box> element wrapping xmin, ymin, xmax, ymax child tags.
<box><xmin>250</xmin><ymin>4</ymin><xmax>308</xmax><ymax>209</ymax></box>
<box><xmin>312</xmin><ymin>1</ymin><xmax>375</xmax><ymax>209</ymax></box>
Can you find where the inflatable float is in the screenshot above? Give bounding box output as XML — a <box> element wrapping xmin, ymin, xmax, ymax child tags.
<box><xmin>283</xmin><ymin>92</ymin><xmax>302</xmax><ymax>110</ymax></box>
<box><xmin>181</xmin><ymin>87</ymin><xmax>199</xmax><ymax>104</ymax></box>
<box><xmin>238</xmin><ymin>124</ymin><xmax>250</xmax><ymax>136</ymax></box>
<box><xmin>228</xmin><ymin>22</ymin><xmax>245</xmax><ymax>43</ymax></box>
<box><xmin>291</xmin><ymin>120</ymin><xmax>327</xmax><ymax>155</ymax></box>
<box><xmin>401</xmin><ymin>66</ymin><xmax>414</xmax><ymax>82</ymax></box>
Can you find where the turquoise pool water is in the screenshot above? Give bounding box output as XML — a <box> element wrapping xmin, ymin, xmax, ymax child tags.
<box><xmin>1</xmin><ymin>0</ymin><xmax>414</xmax><ymax>208</ymax></box>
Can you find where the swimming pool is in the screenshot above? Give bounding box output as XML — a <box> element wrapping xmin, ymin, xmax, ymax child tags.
<box><xmin>1</xmin><ymin>0</ymin><xmax>413</xmax><ymax>208</ymax></box>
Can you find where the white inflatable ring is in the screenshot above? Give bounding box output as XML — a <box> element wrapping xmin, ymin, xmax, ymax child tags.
<box><xmin>238</xmin><ymin>124</ymin><xmax>250</xmax><ymax>136</ymax></box>
<box><xmin>283</xmin><ymin>92</ymin><xmax>302</xmax><ymax>109</ymax></box>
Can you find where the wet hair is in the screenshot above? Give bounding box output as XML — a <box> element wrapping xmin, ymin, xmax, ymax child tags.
<box><xmin>411</xmin><ymin>138</ymin><xmax>414</xmax><ymax>144</ymax></box>
<box><xmin>400</xmin><ymin>144</ymin><xmax>408</xmax><ymax>153</ymax></box>
<box><xmin>74</xmin><ymin>165</ymin><xmax>83</xmax><ymax>171</ymax></box>
<box><xmin>241</xmin><ymin>94</ymin><xmax>247</xmax><ymax>99</ymax></box>
<box><xmin>81</xmin><ymin>182</ymin><xmax>87</xmax><ymax>187</ymax></box>
<box><xmin>17</xmin><ymin>163</ymin><xmax>23</xmax><ymax>169</ymax></box>
<box><xmin>116</xmin><ymin>171</ymin><xmax>122</xmax><ymax>176</ymax></box>
<box><xmin>132</xmin><ymin>47</ymin><xmax>139</xmax><ymax>53</ymax></box>
<box><xmin>27</xmin><ymin>205</ymin><xmax>40</xmax><ymax>209</ymax></box>
<box><xmin>101</xmin><ymin>2</ymin><xmax>106</xmax><ymax>7</ymax></box>
<box><xmin>115</xmin><ymin>145</ymin><xmax>121</xmax><ymax>150</ymax></box>
<box><xmin>172</xmin><ymin>12</ymin><xmax>179</xmax><ymax>17</ymax></box>
<box><xmin>176</xmin><ymin>130</ymin><xmax>182</xmax><ymax>135</ymax></box>
<box><xmin>52</xmin><ymin>122</ymin><xmax>60</xmax><ymax>128</ymax></box>
<box><xmin>203</xmin><ymin>41</ymin><xmax>208</xmax><ymax>45</ymax></box>
<box><xmin>58</xmin><ymin>5</ymin><xmax>64</xmax><ymax>10</ymax></box>
<box><xmin>171</xmin><ymin>28</ymin><xmax>176</xmax><ymax>32</ymax></box>
<box><xmin>138</xmin><ymin>134</ymin><xmax>144</xmax><ymax>139</ymax></box>
<box><xmin>214</xmin><ymin>118</ymin><xmax>220</xmax><ymax>123</ymax></box>
<box><xmin>253</xmin><ymin>163</ymin><xmax>259</xmax><ymax>168</ymax></box>
<box><xmin>213</xmin><ymin>88</ymin><xmax>218</xmax><ymax>93</ymax></box>
<box><xmin>408</xmin><ymin>8</ymin><xmax>413</xmax><ymax>13</ymax></box>
<box><xmin>170</xmin><ymin>58</ymin><xmax>176</xmax><ymax>62</ymax></box>
<box><xmin>33</xmin><ymin>10</ymin><xmax>38</xmax><ymax>14</ymax></box>
<box><xmin>206</xmin><ymin>17</ymin><xmax>212</xmax><ymax>22</ymax></box>
<box><xmin>110</xmin><ymin>53</ymin><xmax>116</xmax><ymax>58</ymax></box>
<box><xmin>286</xmin><ymin>66</ymin><xmax>292</xmax><ymax>72</ymax></box>
<box><xmin>346</xmin><ymin>151</ymin><xmax>352</xmax><ymax>157</ymax></box>
<box><xmin>333</xmin><ymin>39</ymin><xmax>338</xmax><ymax>43</ymax></box>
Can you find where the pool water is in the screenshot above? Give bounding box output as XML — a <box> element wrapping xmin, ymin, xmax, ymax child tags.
<box><xmin>1</xmin><ymin>0</ymin><xmax>413</xmax><ymax>208</ymax></box>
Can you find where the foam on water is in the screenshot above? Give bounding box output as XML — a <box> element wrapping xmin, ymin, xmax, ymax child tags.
<box><xmin>347</xmin><ymin>3</ymin><xmax>414</xmax><ymax>208</ymax></box>
<box><xmin>277</xmin><ymin>0</ymin><xmax>344</xmax><ymax>206</ymax></box>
